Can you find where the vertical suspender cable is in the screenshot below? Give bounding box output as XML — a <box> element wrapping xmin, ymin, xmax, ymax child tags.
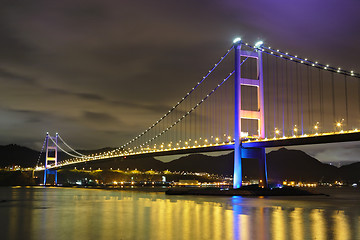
<box><xmin>195</xmin><ymin>86</ymin><xmax>197</xmax><ymax>144</ymax></box>
<box><xmin>290</xmin><ymin>62</ymin><xmax>294</xmax><ymax>135</ymax></box>
<box><xmin>249</xmin><ymin>58</ymin><xmax>252</xmax><ymax>135</ymax></box>
<box><xmin>276</xmin><ymin>56</ymin><xmax>279</xmax><ymax>135</ymax></box>
<box><xmin>358</xmin><ymin>76</ymin><xmax>360</xmax><ymax>118</ymax></box>
<box><xmin>213</xmin><ymin>85</ymin><xmax>215</xmax><ymax>142</ymax></box>
<box><xmin>281</xmin><ymin>58</ymin><xmax>285</xmax><ymax>137</ymax></box>
<box><xmin>190</xmin><ymin>88</ymin><xmax>192</xmax><ymax>145</ymax></box>
<box><xmin>180</xmin><ymin>109</ymin><xmax>183</xmax><ymax>147</ymax></box>
<box><xmin>266</xmin><ymin>54</ymin><xmax>270</xmax><ymax>138</ymax></box>
<box><xmin>202</xmin><ymin>81</ymin><xmax>204</xmax><ymax>142</ymax></box>
<box><xmin>299</xmin><ymin>63</ymin><xmax>304</xmax><ymax>135</ymax></box>
<box><xmin>273</xmin><ymin>56</ymin><xmax>277</xmax><ymax>137</ymax></box>
<box><xmin>319</xmin><ymin>69</ymin><xmax>324</xmax><ymax>131</ymax></box>
<box><xmin>219</xmin><ymin>81</ymin><xmax>221</xmax><ymax>141</ymax></box>
<box><xmin>220</xmin><ymin>75</ymin><xmax>222</xmax><ymax>141</ymax></box>
<box><xmin>215</xmin><ymin>80</ymin><xmax>218</xmax><ymax>141</ymax></box>
<box><xmin>296</xmin><ymin>63</ymin><xmax>300</xmax><ymax>134</ymax></box>
<box><xmin>286</xmin><ymin>60</ymin><xmax>289</xmax><ymax>137</ymax></box>
<box><xmin>185</xmin><ymin>96</ymin><xmax>187</xmax><ymax>146</ymax></box>
<box><xmin>307</xmin><ymin>65</ymin><xmax>311</xmax><ymax>130</ymax></box>
<box><xmin>331</xmin><ymin>73</ymin><xmax>336</xmax><ymax>123</ymax></box>
<box><xmin>344</xmin><ymin>75</ymin><xmax>349</xmax><ymax>128</ymax></box>
<box><xmin>208</xmin><ymin>86</ymin><xmax>210</xmax><ymax>143</ymax></box>
<box><xmin>225</xmin><ymin>72</ymin><xmax>229</xmax><ymax>139</ymax></box>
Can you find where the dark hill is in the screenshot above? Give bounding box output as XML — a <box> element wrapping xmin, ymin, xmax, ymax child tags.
<box><xmin>0</xmin><ymin>145</ymin><xmax>116</xmax><ymax>168</ymax></box>
<box><xmin>0</xmin><ymin>144</ymin><xmax>40</xmax><ymax>167</ymax></box>
<box><xmin>339</xmin><ymin>162</ymin><xmax>360</xmax><ymax>182</ymax></box>
<box><xmin>162</xmin><ymin>153</ymin><xmax>272</xmax><ymax>178</ymax></box>
<box><xmin>164</xmin><ymin>154</ymin><xmax>233</xmax><ymax>175</ymax></box>
<box><xmin>1</xmin><ymin>144</ymin><xmax>359</xmax><ymax>183</ymax></box>
<box><xmin>69</xmin><ymin>156</ymin><xmax>166</xmax><ymax>172</ymax></box>
<box><xmin>267</xmin><ymin>148</ymin><xmax>339</xmax><ymax>182</ymax></box>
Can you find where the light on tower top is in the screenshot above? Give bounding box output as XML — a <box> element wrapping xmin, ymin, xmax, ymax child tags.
<box><xmin>233</xmin><ymin>37</ymin><xmax>242</xmax><ymax>44</ymax></box>
<box><xmin>255</xmin><ymin>40</ymin><xmax>264</xmax><ymax>48</ymax></box>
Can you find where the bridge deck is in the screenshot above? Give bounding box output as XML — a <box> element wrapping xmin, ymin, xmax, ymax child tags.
<box><xmin>40</xmin><ymin>131</ymin><xmax>360</xmax><ymax>170</ymax></box>
<box><xmin>242</xmin><ymin>131</ymin><xmax>360</xmax><ymax>148</ymax></box>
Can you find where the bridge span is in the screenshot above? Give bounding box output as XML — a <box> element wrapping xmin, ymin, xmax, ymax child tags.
<box><xmin>38</xmin><ymin>38</ymin><xmax>360</xmax><ymax>187</ymax></box>
<box><xmin>40</xmin><ymin>130</ymin><xmax>360</xmax><ymax>171</ymax></box>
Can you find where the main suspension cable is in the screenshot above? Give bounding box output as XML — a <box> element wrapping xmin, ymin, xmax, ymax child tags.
<box><xmin>58</xmin><ymin>134</ymin><xmax>86</xmax><ymax>157</ymax></box>
<box><xmin>35</xmin><ymin>136</ymin><xmax>47</xmax><ymax>167</ymax></box>
<box><xmin>119</xmin><ymin>46</ymin><xmax>234</xmax><ymax>150</ymax></box>
<box><xmin>136</xmin><ymin>51</ymin><xmax>256</xmax><ymax>148</ymax></box>
<box><xmin>48</xmin><ymin>134</ymin><xmax>85</xmax><ymax>159</ymax></box>
<box><xmin>258</xmin><ymin>45</ymin><xmax>360</xmax><ymax>78</ymax></box>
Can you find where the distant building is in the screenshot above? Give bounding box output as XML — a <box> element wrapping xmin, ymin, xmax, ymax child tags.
<box><xmin>178</xmin><ymin>180</ymin><xmax>198</xmax><ymax>185</ymax></box>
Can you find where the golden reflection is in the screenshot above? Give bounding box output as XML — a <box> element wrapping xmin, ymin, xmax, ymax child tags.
<box><xmin>272</xmin><ymin>207</ymin><xmax>286</xmax><ymax>240</ymax></box>
<box><xmin>239</xmin><ymin>213</ymin><xmax>250</xmax><ymax>240</ymax></box>
<box><xmin>201</xmin><ymin>201</ymin><xmax>212</xmax><ymax>239</ymax></box>
<box><xmin>182</xmin><ymin>200</ymin><xmax>192</xmax><ymax>240</ymax></box>
<box><xmin>225</xmin><ymin>209</ymin><xmax>234</xmax><ymax>239</ymax></box>
<box><xmin>310</xmin><ymin>209</ymin><xmax>326</xmax><ymax>240</ymax></box>
<box><xmin>291</xmin><ymin>208</ymin><xmax>304</xmax><ymax>240</ymax></box>
<box><xmin>193</xmin><ymin>202</ymin><xmax>201</xmax><ymax>240</ymax></box>
<box><xmin>333</xmin><ymin>210</ymin><xmax>350</xmax><ymax>240</ymax></box>
<box><xmin>9</xmin><ymin>189</ymin><xmax>19</xmax><ymax>240</ymax></box>
<box><xmin>213</xmin><ymin>203</ymin><xmax>223</xmax><ymax>240</ymax></box>
<box><xmin>165</xmin><ymin>199</ymin><xmax>173</xmax><ymax>240</ymax></box>
<box><xmin>256</xmin><ymin>206</ymin><xmax>267</xmax><ymax>239</ymax></box>
<box><xmin>157</xmin><ymin>198</ymin><xmax>167</xmax><ymax>239</ymax></box>
<box><xmin>4</xmin><ymin>188</ymin><xmax>360</xmax><ymax>240</ymax></box>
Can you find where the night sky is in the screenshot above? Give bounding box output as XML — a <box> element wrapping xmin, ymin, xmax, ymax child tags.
<box><xmin>1</xmin><ymin>1</ymin><xmax>360</xmax><ymax>164</ymax></box>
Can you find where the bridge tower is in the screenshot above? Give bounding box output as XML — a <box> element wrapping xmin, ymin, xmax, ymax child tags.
<box><xmin>233</xmin><ymin>39</ymin><xmax>267</xmax><ymax>189</ymax></box>
<box><xmin>43</xmin><ymin>132</ymin><xmax>58</xmax><ymax>185</ymax></box>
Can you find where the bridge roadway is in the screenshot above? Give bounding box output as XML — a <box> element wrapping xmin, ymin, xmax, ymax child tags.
<box><xmin>40</xmin><ymin>130</ymin><xmax>360</xmax><ymax>171</ymax></box>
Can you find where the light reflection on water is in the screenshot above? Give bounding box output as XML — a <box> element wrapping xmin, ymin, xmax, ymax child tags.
<box><xmin>0</xmin><ymin>187</ymin><xmax>359</xmax><ymax>240</ymax></box>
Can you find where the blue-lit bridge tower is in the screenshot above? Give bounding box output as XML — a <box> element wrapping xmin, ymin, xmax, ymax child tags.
<box><xmin>43</xmin><ymin>132</ymin><xmax>58</xmax><ymax>185</ymax></box>
<box><xmin>233</xmin><ymin>38</ymin><xmax>267</xmax><ymax>189</ymax></box>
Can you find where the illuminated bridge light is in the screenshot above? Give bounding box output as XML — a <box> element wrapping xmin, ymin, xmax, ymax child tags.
<box><xmin>233</xmin><ymin>37</ymin><xmax>242</xmax><ymax>44</ymax></box>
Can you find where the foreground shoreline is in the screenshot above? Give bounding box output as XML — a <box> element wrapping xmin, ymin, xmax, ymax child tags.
<box><xmin>165</xmin><ymin>186</ymin><xmax>327</xmax><ymax>196</ymax></box>
<box><xmin>1</xmin><ymin>185</ymin><xmax>330</xmax><ymax>196</ymax></box>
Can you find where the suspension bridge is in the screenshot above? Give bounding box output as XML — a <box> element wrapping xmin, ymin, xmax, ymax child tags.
<box><xmin>36</xmin><ymin>38</ymin><xmax>360</xmax><ymax>188</ymax></box>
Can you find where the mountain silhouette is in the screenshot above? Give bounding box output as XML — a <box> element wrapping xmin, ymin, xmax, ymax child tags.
<box><xmin>266</xmin><ymin>148</ymin><xmax>339</xmax><ymax>182</ymax></box>
<box><xmin>1</xmin><ymin>144</ymin><xmax>359</xmax><ymax>183</ymax></box>
<box><xmin>0</xmin><ymin>144</ymin><xmax>40</xmax><ymax>167</ymax></box>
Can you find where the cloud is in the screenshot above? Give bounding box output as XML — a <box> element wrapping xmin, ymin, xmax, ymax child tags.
<box><xmin>1</xmin><ymin>0</ymin><xmax>360</xmax><ymax>156</ymax></box>
<box><xmin>314</xmin><ymin>149</ymin><xmax>360</xmax><ymax>164</ymax></box>
<box><xmin>83</xmin><ymin>111</ymin><xmax>118</xmax><ymax>123</ymax></box>
<box><xmin>77</xmin><ymin>92</ymin><xmax>104</xmax><ymax>101</ymax></box>
<box><xmin>0</xmin><ymin>67</ymin><xmax>37</xmax><ymax>84</ymax></box>
<box><xmin>281</xmin><ymin>142</ymin><xmax>360</xmax><ymax>164</ymax></box>
<box><xmin>45</xmin><ymin>86</ymin><xmax>172</xmax><ymax>114</ymax></box>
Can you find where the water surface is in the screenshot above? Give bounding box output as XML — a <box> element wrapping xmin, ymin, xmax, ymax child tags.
<box><xmin>0</xmin><ymin>187</ymin><xmax>359</xmax><ymax>240</ymax></box>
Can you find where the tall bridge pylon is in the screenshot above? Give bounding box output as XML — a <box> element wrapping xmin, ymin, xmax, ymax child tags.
<box><xmin>233</xmin><ymin>39</ymin><xmax>267</xmax><ymax>189</ymax></box>
<box><xmin>43</xmin><ymin>132</ymin><xmax>58</xmax><ymax>185</ymax></box>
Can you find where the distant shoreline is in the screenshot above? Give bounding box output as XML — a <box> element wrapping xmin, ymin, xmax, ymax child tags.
<box><xmin>3</xmin><ymin>185</ymin><xmax>359</xmax><ymax>197</ymax></box>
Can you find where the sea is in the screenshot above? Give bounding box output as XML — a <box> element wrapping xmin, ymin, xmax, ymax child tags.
<box><xmin>0</xmin><ymin>186</ymin><xmax>359</xmax><ymax>240</ymax></box>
